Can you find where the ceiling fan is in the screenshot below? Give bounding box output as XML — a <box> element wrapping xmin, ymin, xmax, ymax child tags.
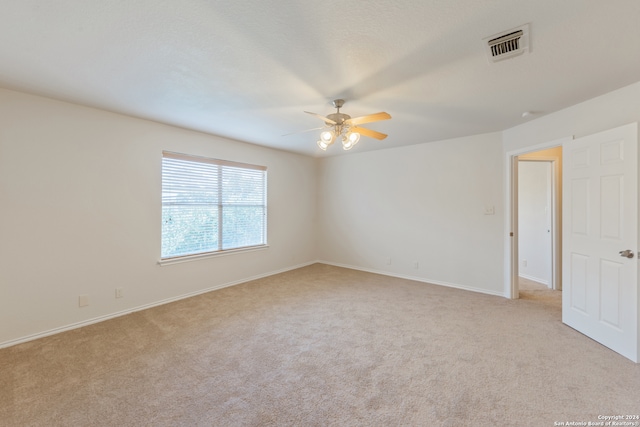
<box><xmin>303</xmin><ymin>99</ymin><xmax>391</xmax><ymax>151</ymax></box>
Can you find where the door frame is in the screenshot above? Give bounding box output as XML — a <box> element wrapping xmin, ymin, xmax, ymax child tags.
<box><xmin>504</xmin><ymin>137</ymin><xmax>572</xmax><ymax>298</ymax></box>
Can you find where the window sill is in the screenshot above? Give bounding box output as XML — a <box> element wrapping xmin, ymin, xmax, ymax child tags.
<box><xmin>158</xmin><ymin>245</ymin><xmax>269</xmax><ymax>266</ymax></box>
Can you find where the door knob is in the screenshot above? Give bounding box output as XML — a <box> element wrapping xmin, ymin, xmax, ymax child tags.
<box><xmin>619</xmin><ymin>250</ymin><xmax>635</xmax><ymax>258</ymax></box>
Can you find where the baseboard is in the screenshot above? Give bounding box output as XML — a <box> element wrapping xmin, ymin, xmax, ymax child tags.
<box><xmin>0</xmin><ymin>261</ymin><xmax>317</xmax><ymax>349</ymax></box>
<box><xmin>2</xmin><ymin>260</ymin><xmax>504</xmax><ymax>349</ymax></box>
<box><xmin>518</xmin><ymin>273</ymin><xmax>549</xmax><ymax>286</ymax></box>
<box><xmin>317</xmin><ymin>260</ymin><xmax>505</xmax><ymax>297</ymax></box>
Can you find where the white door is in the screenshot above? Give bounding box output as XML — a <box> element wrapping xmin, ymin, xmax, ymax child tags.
<box><xmin>563</xmin><ymin>122</ymin><xmax>638</xmax><ymax>362</ymax></box>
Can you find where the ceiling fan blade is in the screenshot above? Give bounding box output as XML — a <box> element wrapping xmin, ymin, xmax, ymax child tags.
<box><xmin>304</xmin><ymin>111</ymin><xmax>337</xmax><ymax>125</ymax></box>
<box><xmin>281</xmin><ymin>126</ymin><xmax>325</xmax><ymax>137</ymax></box>
<box><xmin>346</xmin><ymin>112</ymin><xmax>391</xmax><ymax>126</ymax></box>
<box><xmin>354</xmin><ymin>127</ymin><xmax>388</xmax><ymax>140</ymax></box>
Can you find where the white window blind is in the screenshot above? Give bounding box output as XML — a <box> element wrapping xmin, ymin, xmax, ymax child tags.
<box><xmin>161</xmin><ymin>151</ymin><xmax>267</xmax><ymax>259</ymax></box>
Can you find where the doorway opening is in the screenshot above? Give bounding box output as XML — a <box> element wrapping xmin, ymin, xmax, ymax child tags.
<box><xmin>507</xmin><ymin>144</ymin><xmax>564</xmax><ymax>299</ymax></box>
<box><xmin>518</xmin><ymin>160</ymin><xmax>553</xmax><ymax>288</ymax></box>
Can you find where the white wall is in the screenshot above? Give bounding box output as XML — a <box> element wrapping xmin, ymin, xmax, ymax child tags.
<box><xmin>0</xmin><ymin>88</ymin><xmax>317</xmax><ymax>347</ymax></box>
<box><xmin>503</xmin><ymin>81</ymin><xmax>640</xmax><ymax>152</ymax></box>
<box><xmin>317</xmin><ymin>132</ymin><xmax>505</xmax><ymax>295</ymax></box>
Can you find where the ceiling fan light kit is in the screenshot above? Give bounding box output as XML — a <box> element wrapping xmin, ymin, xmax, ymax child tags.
<box><xmin>305</xmin><ymin>99</ymin><xmax>391</xmax><ymax>151</ymax></box>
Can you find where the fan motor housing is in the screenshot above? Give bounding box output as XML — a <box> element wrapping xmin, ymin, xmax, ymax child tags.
<box><xmin>326</xmin><ymin>113</ymin><xmax>350</xmax><ymax>125</ymax></box>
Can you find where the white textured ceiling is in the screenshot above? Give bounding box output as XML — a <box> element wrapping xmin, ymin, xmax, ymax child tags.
<box><xmin>1</xmin><ymin>0</ymin><xmax>640</xmax><ymax>156</ymax></box>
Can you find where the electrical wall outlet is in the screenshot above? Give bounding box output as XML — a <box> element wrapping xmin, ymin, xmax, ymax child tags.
<box><xmin>522</xmin><ymin>259</ymin><xmax>528</xmax><ymax>267</ymax></box>
<box><xmin>115</xmin><ymin>288</ymin><xmax>124</xmax><ymax>299</ymax></box>
<box><xmin>78</xmin><ymin>295</ymin><xmax>89</xmax><ymax>307</ymax></box>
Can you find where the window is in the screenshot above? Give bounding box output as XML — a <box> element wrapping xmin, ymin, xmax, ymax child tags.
<box><xmin>161</xmin><ymin>151</ymin><xmax>267</xmax><ymax>260</ymax></box>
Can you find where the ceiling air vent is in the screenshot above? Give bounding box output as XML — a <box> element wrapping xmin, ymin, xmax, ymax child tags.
<box><xmin>484</xmin><ymin>24</ymin><xmax>530</xmax><ymax>62</ymax></box>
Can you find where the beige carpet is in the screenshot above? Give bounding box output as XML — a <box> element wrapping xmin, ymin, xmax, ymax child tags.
<box><xmin>1</xmin><ymin>264</ymin><xmax>638</xmax><ymax>426</ymax></box>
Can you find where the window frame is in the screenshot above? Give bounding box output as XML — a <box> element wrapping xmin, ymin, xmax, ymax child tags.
<box><xmin>159</xmin><ymin>151</ymin><xmax>268</xmax><ymax>265</ymax></box>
